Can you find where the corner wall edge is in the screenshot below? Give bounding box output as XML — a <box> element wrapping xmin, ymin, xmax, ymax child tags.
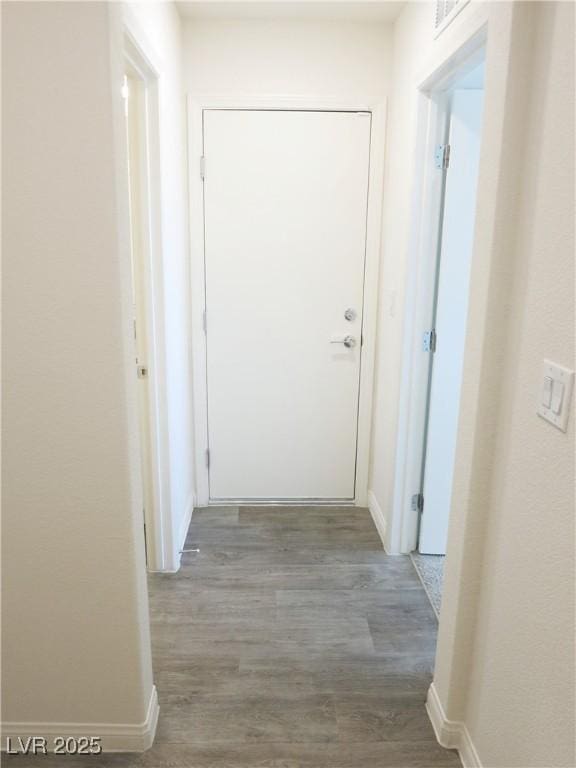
<box><xmin>1</xmin><ymin>686</ymin><xmax>159</xmax><ymax>753</ymax></box>
<box><xmin>426</xmin><ymin>682</ymin><xmax>482</xmax><ymax>768</ymax></box>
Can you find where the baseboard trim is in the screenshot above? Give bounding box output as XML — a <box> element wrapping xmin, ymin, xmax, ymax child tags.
<box><xmin>426</xmin><ymin>683</ymin><xmax>482</xmax><ymax>767</ymax></box>
<box><xmin>1</xmin><ymin>685</ymin><xmax>159</xmax><ymax>753</ymax></box>
<box><xmin>367</xmin><ymin>490</ymin><xmax>391</xmax><ymax>553</ymax></box>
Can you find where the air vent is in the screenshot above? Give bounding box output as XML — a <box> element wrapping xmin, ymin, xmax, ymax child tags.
<box><xmin>434</xmin><ymin>0</ymin><xmax>471</xmax><ymax>35</ymax></box>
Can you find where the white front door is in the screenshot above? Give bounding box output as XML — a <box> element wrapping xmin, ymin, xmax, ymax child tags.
<box><xmin>203</xmin><ymin>109</ymin><xmax>371</xmax><ymax>501</ymax></box>
<box><xmin>419</xmin><ymin>90</ymin><xmax>484</xmax><ymax>554</ymax></box>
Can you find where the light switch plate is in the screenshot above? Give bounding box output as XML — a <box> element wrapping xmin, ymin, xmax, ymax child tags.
<box><xmin>537</xmin><ymin>359</ymin><xmax>574</xmax><ymax>432</ymax></box>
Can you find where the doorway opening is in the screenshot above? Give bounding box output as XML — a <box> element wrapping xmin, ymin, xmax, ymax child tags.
<box><xmin>418</xmin><ymin>62</ymin><xmax>485</xmax><ymax>556</ymax></box>
<box><xmin>123</xmin><ymin>33</ymin><xmax>171</xmax><ymax>572</ymax></box>
<box><xmin>204</xmin><ymin>109</ymin><xmax>369</xmax><ymax>502</ymax></box>
<box><xmin>124</xmin><ymin>70</ymin><xmax>154</xmax><ymax>565</ymax></box>
<box><xmin>188</xmin><ymin>98</ymin><xmax>386</xmax><ymax>508</ymax></box>
<box><xmin>399</xmin><ymin>45</ymin><xmax>486</xmax><ymax>613</ymax></box>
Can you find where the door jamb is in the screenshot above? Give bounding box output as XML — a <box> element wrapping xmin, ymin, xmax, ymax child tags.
<box><xmin>390</xmin><ymin>33</ymin><xmax>487</xmax><ymax>555</ymax></box>
<box><xmin>123</xmin><ymin>23</ymin><xmax>172</xmax><ymax>571</ymax></box>
<box><xmin>187</xmin><ymin>96</ymin><xmax>387</xmax><ymax>507</ymax></box>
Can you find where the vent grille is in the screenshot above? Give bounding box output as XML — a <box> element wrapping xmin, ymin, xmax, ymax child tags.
<box><xmin>434</xmin><ymin>0</ymin><xmax>470</xmax><ymax>33</ymax></box>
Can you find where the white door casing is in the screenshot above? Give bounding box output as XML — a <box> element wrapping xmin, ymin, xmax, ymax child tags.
<box><xmin>419</xmin><ymin>89</ymin><xmax>484</xmax><ymax>554</ymax></box>
<box><xmin>202</xmin><ymin>109</ymin><xmax>372</xmax><ymax>501</ymax></box>
<box><xmin>125</xmin><ymin>74</ymin><xmax>155</xmax><ymax>562</ymax></box>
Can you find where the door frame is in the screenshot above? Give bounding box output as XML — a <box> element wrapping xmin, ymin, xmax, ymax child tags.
<box><xmin>188</xmin><ymin>96</ymin><xmax>387</xmax><ymax>507</ymax></box>
<box><xmin>389</xmin><ymin>31</ymin><xmax>487</xmax><ymax>554</ymax></box>
<box><xmin>419</xmin><ymin>88</ymin><xmax>485</xmax><ymax>555</ymax></box>
<box><xmin>123</xmin><ymin>20</ymin><xmax>172</xmax><ymax>571</ymax></box>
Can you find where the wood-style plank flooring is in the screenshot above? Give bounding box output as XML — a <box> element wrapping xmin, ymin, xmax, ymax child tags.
<box><xmin>5</xmin><ymin>506</ymin><xmax>460</xmax><ymax>767</ymax></box>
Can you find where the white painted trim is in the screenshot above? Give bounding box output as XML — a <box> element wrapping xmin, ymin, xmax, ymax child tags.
<box><xmin>367</xmin><ymin>490</ymin><xmax>391</xmax><ymax>554</ymax></box>
<box><xmin>122</xmin><ymin>4</ymin><xmax>164</xmax><ymax>75</ymax></box>
<box><xmin>356</xmin><ymin>102</ymin><xmax>387</xmax><ymax>507</ymax></box>
<box><xmin>1</xmin><ymin>686</ymin><xmax>159</xmax><ymax>754</ymax></box>
<box><xmin>123</xmin><ymin>14</ymin><xmax>173</xmax><ymax>573</ymax></box>
<box><xmin>188</xmin><ymin>99</ymin><xmax>210</xmax><ymax>508</ymax></box>
<box><xmin>175</xmin><ymin>492</ymin><xmax>195</xmax><ymax>566</ymax></box>
<box><xmin>187</xmin><ymin>94</ymin><xmax>386</xmax><ymax>507</ymax></box>
<box><xmin>389</xmin><ymin>90</ymin><xmax>450</xmax><ymax>555</ymax></box>
<box><xmin>208</xmin><ymin>499</ymin><xmax>355</xmax><ymax>506</ymax></box>
<box><xmin>149</xmin><ymin>493</ymin><xmax>195</xmax><ymax>574</ymax></box>
<box><xmin>391</xmin><ymin>27</ymin><xmax>488</xmax><ymax>555</ymax></box>
<box><xmin>426</xmin><ymin>683</ymin><xmax>482</xmax><ymax>767</ymax></box>
<box><xmin>191</xmin><ymin>94</ymin><xmax>379</xmax><ymax>113</ymax></box>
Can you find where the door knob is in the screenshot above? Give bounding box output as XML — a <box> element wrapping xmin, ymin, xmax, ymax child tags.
<box><xmin>330</xmin><ymin>335</ymin><xmax>357</xmax><ymax>349</ymax></box>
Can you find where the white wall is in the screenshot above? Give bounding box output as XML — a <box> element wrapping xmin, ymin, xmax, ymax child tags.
<box><xmin>182</xmin><ymin>15</ymin><xmax>392</xmax><ymax>507</ymax></box>
<box><xmin>377</xmin><ymin>2</ymin><xmax>574</xmax><ymax>765</ymax></box>
<box><xmin>183</xmin><ymin>18</ymin><xmax>392</xmax><ymax>102</ymax></box>
<box><xmin>125</xmin><ymin>1</ymin><xmax>196</xmax><ymax>569</ymax></box>
<box><xmin>368</xmin><ymin>1</ymin><xmax>433</xmax><ymax>547</ymax></box>
<box><xmin>458</xmin><ymin>3</ymin><xmax>575</xmax><ymax>764</ymax></box>
<box><xmin>2</xmin><ymin>1</ymin><xmax>155</xmax><ymax>744</ymax></box>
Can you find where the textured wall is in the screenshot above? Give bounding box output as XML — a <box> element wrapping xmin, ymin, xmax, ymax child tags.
<box><xmin>2</xmin><ymin>1</ymin><xmax>153</xmax><ymax>728</ymax></box>
<box><xmin>378</xmin><ymin>1</ymin><xmax>574</xmax><ymax>765</ymax></box>
<box><xmin>461</xmin><ymin>3</ymin><xmax>575</xmax><ymax>765</ymax></box>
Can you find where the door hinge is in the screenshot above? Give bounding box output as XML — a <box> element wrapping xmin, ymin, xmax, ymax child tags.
<box><xmin>200</xmin><ymin>155</ymin><xmax>206</xmax><ymax>180</ymax></box>
<box><xmin>202</xmin><ymin>309</ymin><xmax>207</xmax><ymax>334</ymax></box>
<box><xmin>423</xmin><ymin>328</ymin><xmax>437</xmax><ymax>353</ymax></box>
<box><xmin>435</xmin><ymin>143</ymin><xmax>450</xmax><ymax>170</ymax></box>
<box><xmin>411</xmin><ymin>493</ymin><xmax>424</xmax><ymax>513</ymax></box>
<box><xmin>205</xmin><ymin>449</ymin><xmax>210</xmax><ymax>469</ymax></box>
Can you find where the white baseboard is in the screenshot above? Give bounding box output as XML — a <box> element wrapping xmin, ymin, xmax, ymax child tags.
<box><xmin>426</xmin><ymin>682</ymin><xmax>482</xmax><ymax>768</ymax></box>
<box><xmin>1</xmin><ymin>685</ymin><xmax>159</xmax><ymax>753</ymax></box>
<box><xmin>367</xmin><ymin>490</ymin><xmax>390</xmax><ymax>553</ymax></box>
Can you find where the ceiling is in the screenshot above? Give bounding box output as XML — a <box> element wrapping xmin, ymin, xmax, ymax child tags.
<box><xmin>176</xmin><ymin>1</ymin><xmax>406</xmax><ymax>22</ymax></box>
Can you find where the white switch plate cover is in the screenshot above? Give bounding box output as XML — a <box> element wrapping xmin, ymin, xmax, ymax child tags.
<box><xmin>537</xmin><ymin>359</ymin><xmax>574</xmax><ymax>432</ymax></box>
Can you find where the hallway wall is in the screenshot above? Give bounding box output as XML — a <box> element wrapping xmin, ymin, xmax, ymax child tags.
<box><xmin>368</xmin><ymin>2</ymin><xmax>433</xmax><ymax>549</ymax></box>
<box><xmin>459</xmin><ymin>3</ymin><xmax>575</xmax><ymax>764</ymax></box>
<box><xmin>182</xmin><ymin>17</ymin><xmax>392</xmax><ymax>102</ymax></box>
<box><xmin>1</xmin><ymin>1</ymin><xmax>155</xmax><ymax>742</ymax></box>
<box><xmin>376</xmin><ymin>2</ymin><xmax>574</xmax><ymax>765</ymax></box>
<box><xmin>181</xmin><ymin>16</ymin><xmax>392</xmax><ymax>507</ymax></box>
<box><xmin>125</xmin><ymin>1</ymin><xmax>196</xmax><ymax>569</ymax></box>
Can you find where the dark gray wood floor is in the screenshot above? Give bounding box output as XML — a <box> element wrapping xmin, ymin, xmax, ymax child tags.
<box><xmin>5</xmin><ymin>505</ymin><xmax>460</xmax><ymax>767</ymax></box>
